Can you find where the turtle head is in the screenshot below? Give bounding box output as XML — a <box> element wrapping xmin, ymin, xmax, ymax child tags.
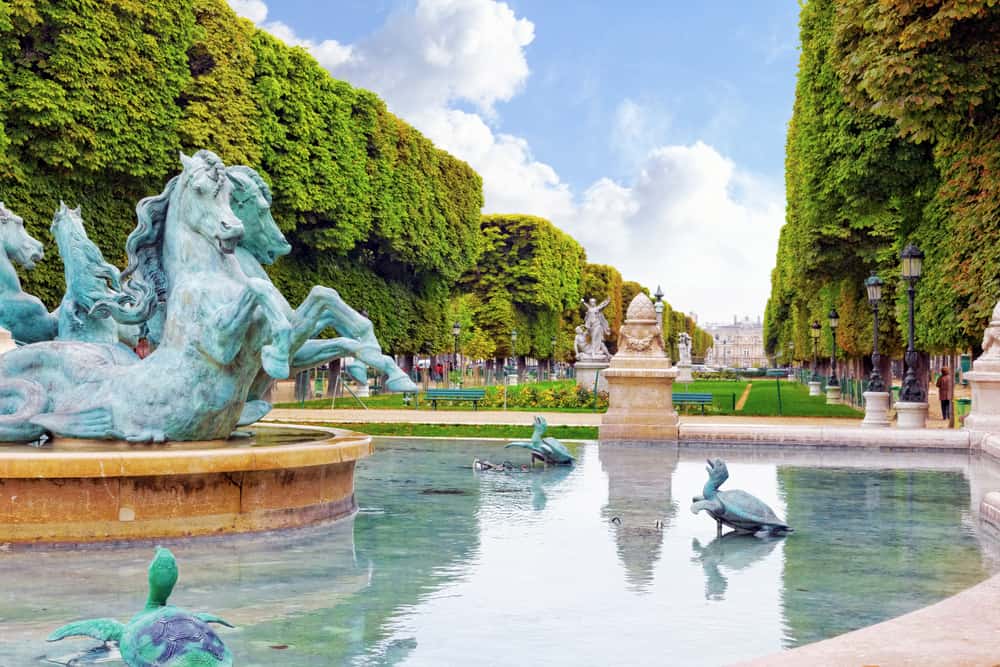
<box><xmin>702</xmin><ymin>458</ymin><xmax>729</xmax><ymax>497</ymax></box>
<box><xmin>146</xmin><ymin>546</ymin><xmax>178</xmax><ymax>608</ymax></box>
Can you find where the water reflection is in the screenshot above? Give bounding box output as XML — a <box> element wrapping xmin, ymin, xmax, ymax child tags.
<box><xmin>778</xmin><ymin>466</ymin><xmax>989</xmax><ymax>648</ymax></box>
<box><xmin>599</xmin><ymin>444</ymin><xmax>678</xmax><ymax>591</ymax></box>
<box><xmin>691</xmin><ymin>533</ymin><xmax>782</xmax><ymax>600</ymax></box>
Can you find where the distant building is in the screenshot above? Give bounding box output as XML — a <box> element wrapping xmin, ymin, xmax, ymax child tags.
<box><xmin>703</xmin><ymin>315</ymin><xmax>767</xmax><ymax>369</ymax></box>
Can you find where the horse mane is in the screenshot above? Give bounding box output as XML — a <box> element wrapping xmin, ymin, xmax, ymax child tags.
<box><xmin>122</xmin><ymin>176</ymin><xmax>177</xmax><ymax>303</ymax></box>
<box><xmin>227</xmin><ymin>165</ymin><xmax>272</xmax><ymax>204</ymax></box>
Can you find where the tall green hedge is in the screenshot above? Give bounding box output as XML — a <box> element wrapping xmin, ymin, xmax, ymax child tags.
<box><xmin>0</xmin><ymin>0</ymin><xmax>482</xmax><ymax>351</ymax></box>
<box><xmin>764</xmin><ymin>0</ymin><xmax>997</xmax><ymax>361</ymax></box>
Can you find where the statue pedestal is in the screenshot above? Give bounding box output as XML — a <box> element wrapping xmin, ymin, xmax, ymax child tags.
<box><xmin>353</xmin><ymin>381</ymin><xmax>370</xmax><ymax>398</ymax></box>
<box><xmin>963</xmin><ymin>367</ymin><xmax>1000</xmax><ymax>437</ymax></box>
<box><xmin>575</xmin><ymin>359</ymin><xmax>610</xmax><ymax>393</ymax></box>
<box><xmin>861</xmin><ymin>391</ymin><xmax>891</xmax><ymax>428</ymax></box>
<box><xmin>599</xmin><ymin>292</ymin><xmax>678</xmax><ymax>442</ymax></box>
<box><xmin>895</xmin><ymin>401</ymin><xmax>928</xmax><ymax>429</ymax></box>
<box><xmin>675</xmin><ymin>362</ymin><xmax>694</xmax><ymax>384</ymax></box>
<box><xmin>825</xmin><ymin>385</ymin><xmax>842</xmax><ymax>405</ymax></box>
<box><xmin>808</xmin><ymin>381</ymin><xmax>822</xmax><ymax>396</ymax></box>
<box><xmin>0</xmin><ymin>326</ymin><xmax>15</xmax><ymax>356</ymax></box>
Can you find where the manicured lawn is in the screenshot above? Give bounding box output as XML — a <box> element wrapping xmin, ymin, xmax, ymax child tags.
<box><xmin>671</xmin><ymin>380</ymin><xmax>748</xmax><ymax>415</ymax></box>
<box><xmin>740</xmin><ymin>379</ymin><xmax>863</xmax><ymax>418</ymax></box>
<box><xmin>280</xmin><ymin>421</ymin><xmax>599</xmax><ymax>440</ymax></box>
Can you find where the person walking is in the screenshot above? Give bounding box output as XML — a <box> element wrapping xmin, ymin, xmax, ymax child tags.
<box><xmin>936</xmin><ymin>367</ymin><xmax>954</xmax><ymax>424</ymax></box>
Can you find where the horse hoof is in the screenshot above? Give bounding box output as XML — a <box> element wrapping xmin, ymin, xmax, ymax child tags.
<box><xmin>261</xmin><ymin>344</ymin><xmax>290</xmax><ymax>379</ymax></box>
<box><xmin>385</xmin><ymin>374</ymin><xmax>418</xmax><ymax>393</ymax></box>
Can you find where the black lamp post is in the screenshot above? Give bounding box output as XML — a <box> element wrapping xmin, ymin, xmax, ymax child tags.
<box><xmin>900</xmin><ymin>244</ymin><xmax>925</xmax><ymax>402</ymax></box>
<box><xmin>452</xmin><ymin>321</ymin><xmax>461</xmax><ymax>387</ymax></box>
<box><xmin>828</xmin><ymin>308</ymin><xmax>840</xmax><ymax>386</ymax></box>
<box><xmin>550</xmin><ymin>335</ymin><xmax>557</xmax><ymax>381</ymax></box>
<box><xmin>510</xmin><ymin>329</ymin><xmax>518</xmax><ymax>381</ymax></box>
<box><xmin>865</xmin><ymin>274</ymin><xmax>885</xmax><ymax>392</ymax></box>
<box><xmin>810</xmin><ymin>320</ymin><xmax>821</xmax><ymax>382</ymax></box>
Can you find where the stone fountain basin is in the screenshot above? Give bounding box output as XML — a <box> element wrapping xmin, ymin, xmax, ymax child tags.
<box><xmin>0</xmin><ymin>424</ymin><xmax>371</xmax><ymax>543</ymax></box>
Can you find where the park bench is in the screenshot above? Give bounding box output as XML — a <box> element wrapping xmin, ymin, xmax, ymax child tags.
<box><xmin>673</xmin><ymin>392</ymin><xmax>714</xmax><ymax>415</ymax></box>
<box><xmin>424</xmin><ymin>388</ymin><xmax>487</xmax><ymax>410</ymax></box>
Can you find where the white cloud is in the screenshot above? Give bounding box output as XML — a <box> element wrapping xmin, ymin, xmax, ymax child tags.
<box><xmin>226</xmin><ymin>0</ymin><xmax>784</xmax><ymax>322</ymax></box>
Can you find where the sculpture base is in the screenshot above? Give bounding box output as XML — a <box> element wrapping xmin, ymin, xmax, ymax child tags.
<box><xmin>861</xmin><ymin>391</ymin><xmax>891</xmax><ymax>428</ymax></box>
<box><xmin>895</xmin><ymin>401</ymin><xmax>928</xmax><ymax>429</ymax></box>
<box><xmin>808</xmin><ymin>381</ymin><xmax>822</xmax><ymax>396</ymax></box>
<box><xmin>0</xmin><ymin>425</ymin><xmax>371</xmax><ymax>543</ymax></box>
<box><xmin>575</xmin><ymin>360</ymin><xmax>610</xmax><ymax>394</ymax></box>
<box><xmin>962</xmin><ymin>369</ymin><xmax>1000</xmax><ymax>440</ymax></box>
<box><xmin>675</xmin><ymin>363</ymin><xmax>694</xmax><ymax>384</ymax></box>
<box><xmin>600</xmin><ymin>360</ymin><xmax>679</xmax><ymax>442</ymax></box>
<box><xmin>825</xmin><ymin>385</ymin><xmax>843</xmax><ymax>405</ymax></box>
<box><xmin>0</xmin><ymin>326</ymin><xmax>14</xmax><ymax>355</ymax></box>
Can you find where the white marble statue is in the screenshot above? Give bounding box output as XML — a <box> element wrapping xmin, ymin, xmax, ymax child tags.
<box><xmin>580</xmin><ymin>297</ymin><xmax>611</xmax><ymax>360</ymax></box>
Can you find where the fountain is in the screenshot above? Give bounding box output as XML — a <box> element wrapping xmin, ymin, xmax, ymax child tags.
<box><xmin>0</xmin><ymin>150</ymin><xmax>415</xmax><ymax>543</ymax></box>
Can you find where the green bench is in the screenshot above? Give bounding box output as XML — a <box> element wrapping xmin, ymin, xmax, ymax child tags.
<box><xmin>673</xmin><ymin>392</ymin><xmax>713</xmax><ymax>415</ymax></box>
<box><xmin>424</xmin><ymin>388</ymin><xmax>487</xmax><ymax>410</ymax></box>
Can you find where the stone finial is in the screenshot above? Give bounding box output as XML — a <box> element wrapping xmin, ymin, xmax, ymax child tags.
<box><xmin>616</xmin><ymin>293</ymin><xmax>666</xmax><ymax>358</ymax></box>
<box><xmin>625</xmin><ymin>293</ymin><xmax>657</xmax><ymax>323</ymax></box>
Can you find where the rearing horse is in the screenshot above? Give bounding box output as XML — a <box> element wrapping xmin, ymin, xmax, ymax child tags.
<box><xmin>226</xmin><ymin>165</ymin><xmax>416</xmax><ymax>422</ymax></box>
<box><xmin>0</xmin><ymin>151</ymin><xmax>295</xmax><ymax>442</ymax></box>
<box><xmin>0</xmin><ymin>202</ymin><xmax>57</xmax><ymax>343</ymax></box>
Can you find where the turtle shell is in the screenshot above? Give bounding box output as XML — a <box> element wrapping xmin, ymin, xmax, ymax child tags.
<box><xmin>541</xmin><ymin>437</ymin><xmax>574</xmax><ymax>464</ymax></box>
<box><xmin>122</xmin><ymin>607</ymin><xmax>232</xmax><ymax>667</ymax></box>
<box><xmin>713</xmin><ymin>489</ymin><xmax>789</xmax><ymax>532</ymax></box>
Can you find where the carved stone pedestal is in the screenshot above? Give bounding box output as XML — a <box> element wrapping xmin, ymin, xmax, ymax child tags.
<box><xmin>675</xmin><ymin>362</ymin><xmax>694</xmax><ymax>384</ymax></box>
<box><xmin>808</xmin><ymin>381</ymin><xmax>822</xmax><ymax>396</ymax></box>
<box><xmin>575</xmin><ymin>360</ymin><xmax>610</xmax><ymax>393</ymax></box>
<box><xmin>825</xmin><ymin>385</ymin><xmax>842</xmax><ymax>405</ymax></box>
<box><xmin>963</xmin><ymin>370</ymin><xmax>1000</xmax><ymax>437</ymax></box>
<box><xmin>861</xmin><ymin>391</ymin><xmax>891</xmax><ymax>428</ymax></box>
<box><xmin>0</xmin><ymin>326</ymin><xmax>15</xmax><ymax>356</ymax></box>
<box><xmin>600</xmin><ymin>294</ymin><xmax>679</xmax><ymax>442</ymax></box>
<box><xmin>896</xmin><ymin>401</ymin><xmax>928</xmax><ymax>429</ymax></box>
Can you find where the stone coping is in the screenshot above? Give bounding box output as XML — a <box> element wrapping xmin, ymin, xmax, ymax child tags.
<box><xmin>0</xmin><ymin>424</ymin><xmax>372</xmax><ymax>478</ymax></box>
<box><xmin>679</xmin><ymin>423</ymin><xmax>971</xmax><ymax>449</ymax></box>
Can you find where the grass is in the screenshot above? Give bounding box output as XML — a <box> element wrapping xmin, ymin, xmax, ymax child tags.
<box><xmin>739</xmin><ymin>379</ymin><xmax>863</xmax><ymax>418</ymax></box>
<box><xmin>280</xmin><ymin>421</ymin><xmax>599</xmax><ymax>439</ymax></box>
<box><xmin>276</xmin><ymin>378</ymin><xmax>750</xmax><ymax>415</ymax></box>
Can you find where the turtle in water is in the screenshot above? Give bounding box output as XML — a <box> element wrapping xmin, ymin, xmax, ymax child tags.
<box><xmin>691</xmin><ymin>458</ymin><xmax>792</xmax><ymax>537</ymax></box>
<box><xmin>505</xmin><ymin>415</ymin><xmax>575</xmax><ymax>465</ymax></box>
<box><xmin>48</xmin><ymin>547</ymin><xmax>234</xmax><ymax>667</ymax></box>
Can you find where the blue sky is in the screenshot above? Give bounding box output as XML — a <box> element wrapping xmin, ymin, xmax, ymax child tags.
<box><xmin>230</xmin><ymin>0</ymin><xmax>801</xmax><ymax>323</ymax></box>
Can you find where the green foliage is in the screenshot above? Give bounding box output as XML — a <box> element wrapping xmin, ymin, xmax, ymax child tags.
<box><xmin>479</xmin><ymin>381</ymin><xmax>608</xmax><ymax>411</ymax></box>
<box><xmin>741</xmin><ymin>380</ymin><xmax>863</xmax><ymax>418</ymax></box>
<box><xmin>0</xmin><ymin>0</ymin><xmax>483</xmax><ymax>352</ymax></box>
<box><xmin>462</xmin><ymin>214</ymin><xmax>585</xmax><ymax>359</ymax></box>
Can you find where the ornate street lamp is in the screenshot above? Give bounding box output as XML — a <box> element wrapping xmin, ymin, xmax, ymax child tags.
<box><xmin>810</xmin><ymin>320</ymin><xmax>821</xmax><ymax>382</ymax></box>
<box><xmin>828</xmin><ymin>308</ymin><xmax>840</xmax><ymax>386</ymax></box>
<box><xmin>550</xmin><ymin>335</ymin><xmax>558</xmax><ymax>380</ymax></box>
<box><xmin>900</xmin><ymin>243</ymin><xmax>925</xmax><ymax>402</ymax></box>
<box><xmin>865</xmin><ymin>274</ymin><xmax>885</xmax><ymax>392</ymax></box>
<box><xmin>653</xmin><ymin>285</ymin><xmax>665</xmax><ymax>331</ymax></box>
<box><xmin>510</xmin><ymin>329</ymin><xmax>518</xmax><ymax>380</ymax></box>
<box><xmin>452</xmin><ymin>321</ymin><xmax>461</xmax><ymax>387</ymax></box>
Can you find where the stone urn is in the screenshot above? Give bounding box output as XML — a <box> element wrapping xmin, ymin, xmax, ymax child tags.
<box><xmin>599</xmin><ymin>293</ymin><xmax>679</xmax><ymax>442</ymax></box>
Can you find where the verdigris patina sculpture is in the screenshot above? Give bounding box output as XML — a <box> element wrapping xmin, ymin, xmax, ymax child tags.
<box><xmin>505</xmin><ymin>415</ymin><xmax>575</xmax><ymax>465</ymax></box>
<box><xmin>0</xmin><ymin>202</ymin><xmax>57</xmax><ymax>343</ymax></box>
<box><xmin>0</xmin><ymin>150</ymin><xmax>414</xmax><ymax>442</ymax></box>
<box><xmin>49</xmin><ymin>547</ymin><xmax>234</xmax><ymax>667</ymax></box>
<box><xmin>691</xmin><ymin>458</ymin><xmax>792</xmax><ymax>537</ymax></box>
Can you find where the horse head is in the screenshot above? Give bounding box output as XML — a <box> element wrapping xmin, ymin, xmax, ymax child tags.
<box><xmin>176</xmin><ymin>150</ymin><xmax>244</xmax><ymax>256</ymax></box>
<box><xmin>227</xmin><ymin>166</ymin><xmax>291</xmax><ymax>265</ymax></box>
<box><xmin>0</xmin><ymin>202</ymin><xmax>44</xmax><ymax>270</ymax></box>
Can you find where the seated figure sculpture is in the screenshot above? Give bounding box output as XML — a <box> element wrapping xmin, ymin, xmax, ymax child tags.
<box><xmin>0</xmin><ymin>150</ymin><xmax>413</xmax><ymax>443</ymax></box>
